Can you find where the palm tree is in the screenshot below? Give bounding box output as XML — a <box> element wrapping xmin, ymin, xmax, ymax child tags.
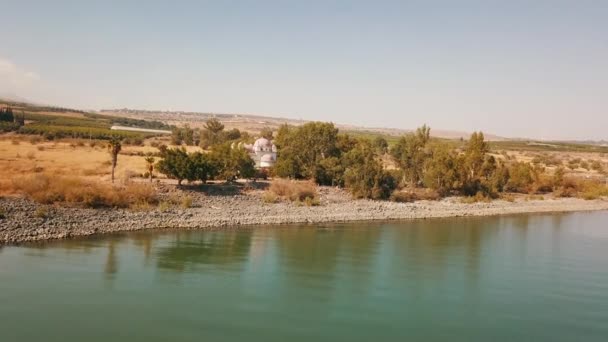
<box><xmin>145</xmin><ymin>156</ymin><xmax>155</xmax><ymax>183</ymax></box>
<box><xmin>108</xmin><ymin>137</ymin><xmax>122</xmax><ymax>183</ymax></box>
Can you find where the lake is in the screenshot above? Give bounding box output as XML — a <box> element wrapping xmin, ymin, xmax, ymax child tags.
<box><xmin>1</xmin><ymin>212</ymin><xmax>608</xmax><ymax>341</ymax></box>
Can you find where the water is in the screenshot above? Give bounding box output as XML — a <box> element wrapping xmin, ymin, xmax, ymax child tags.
<box><xmin>1</xmin><ymin>212</ymin><xmax>608</xmax><ymax>341</ymax></box>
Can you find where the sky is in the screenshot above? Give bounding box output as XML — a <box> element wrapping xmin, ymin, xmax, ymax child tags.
<box><xmin>1</xmin><ymin>0</ymin><xmax>607</xmax><ymax>140</ymax></box>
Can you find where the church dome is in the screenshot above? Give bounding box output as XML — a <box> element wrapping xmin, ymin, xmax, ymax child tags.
<box><xmin>253</xmin><ymin>137</ymin><xmax>273</xmax><ymax>152</ymax></box>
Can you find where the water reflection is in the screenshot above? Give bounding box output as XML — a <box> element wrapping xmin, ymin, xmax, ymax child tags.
<box><xmin>155</xmin><ymin>230</ymin><xmax>252</xmax><ymax>272</ymax></box>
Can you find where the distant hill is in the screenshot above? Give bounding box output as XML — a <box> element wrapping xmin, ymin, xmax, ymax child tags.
<box><xmin>99</xmin><ymin>108</ymin><xmax>506</xmax><ymax>141</ymax></box>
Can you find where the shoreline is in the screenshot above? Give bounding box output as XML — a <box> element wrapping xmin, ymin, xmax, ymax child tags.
<box><xmin>2</xmin><ymin>187</ymin><xmax>608</xmax><ymax>245</ymax></box>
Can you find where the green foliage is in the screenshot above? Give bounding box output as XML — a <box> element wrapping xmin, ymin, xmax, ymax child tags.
<box><xmin>390</xmin><ymin>125</ymin><xmax>431</xmax><ymax>186</ymax></box>
<box><xmin>209</xmin><ymin>143</ymin><xmax>256</xmax><ymax>181</ymax></box>
<box><xmin>343</xmin><ymin>142</ymin><xmax>396</xmax><ymax>199</ymax></box>
<box><xmin>422</xmin><ymin>142</ymin><xmax>461</xmax><ymax>195</ymax></box>
<box><xmin>0</xmin><ymin>107</ymin><xmax>14</xmax><ymax>122</ymax></box>
<box><xmin>18</xmin><ymin>123</ymin><xmax>143</xmax><ymax>140</ymax></box>
<box><xmin>171</xmin><ymin>124</ymin><xmax>197</xmax><ymax>146</ymax></box>
<box><xmin>504</xmin><ymin>162</ymin><xmax>534</xmax><ymax>193</ymax></box>
<box><xmin>372</xmin><ymin>136</ymin><xmax>388</xmax><ymax>154</ymax></box>
<box><xmin>156</xmin><ymin>148</ymin><xmax>192</xmax><ymax>185</ymax></box>
<box><xmin>274</xmin><ymin>122</ymin><xmax>341</xmax><ymax>180</ymax></box>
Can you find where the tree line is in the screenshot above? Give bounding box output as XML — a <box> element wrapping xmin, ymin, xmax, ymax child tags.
<box><xmin>170</xmin><ymin>118</ymin><xmax>253</xmax><ymax>148</ymax></box>
<box><xmin>156</xmin><ymin>142</ymin><xmax>255</xmax><ymax>185</ymax></box>
<box><xmin>153</xmin><ymin>119</ymin><xmax>603</xmax><ymax>200</ymax></box>
<box><xmin>271</xmin><ymin>122</ymin><xmax>579</xmax><ymax>200</ymax></box>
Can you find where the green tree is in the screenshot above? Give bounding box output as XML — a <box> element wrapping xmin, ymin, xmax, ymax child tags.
<box><xmin>209</xmin><ymin>143</ymin><xmax>255</xmax><ymax>182</ymax></box>
<box><xmin>183</xmin><ymin>124</ymin><xmax>194</xmax><ymax>146</ymax></box>
<box><xmin>200</xmin><ymin>118</ymin><xmax>226</xmax><ymax>148</ymax></box>
<box><xmin>156</xmin><ymin>148</ymin><xmax>191</xmax><ymax>185</ymax></box>
<box><xmin>422</xmin><ymin>142</ymin><xmax>461</xmax><ymax>195</ymax></box>
<box><xmin>274</xmin><ymin>122</ymin><xmax>340</xmax><ymax>180</ymax></box>
<box><xmin>343</xmin><ymin>141</ymin><xmax>396</xmax><ymax>199</ymax></box>
<box><xmin>390</xmin><ymin>125</ymin><xmax>431</xmax><ymax>187</ymax></box>
<box><xmin>372</xmin><ymin>136</ymin><xmax>389</xmax><ymax>154</ymax></box>
<box><xmin>107</xmin><ymin>137</ymin><xmax>122</xmax><ymax>183</ymax></box>
<box><xmin>171</xmin><ymin>127</ymin><xmax>183</xmax><ymax>145</ymax></box>
<box><xmin>188</xmin><ymin>151</ymin><xmax>215</xmax><ymax>184</ymax></box>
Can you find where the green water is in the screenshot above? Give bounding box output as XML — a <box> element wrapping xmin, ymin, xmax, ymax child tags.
<box><xmin>1</xmin><ymin>212</ymin><xmax>608</xmax><ymax>341</ymax></box>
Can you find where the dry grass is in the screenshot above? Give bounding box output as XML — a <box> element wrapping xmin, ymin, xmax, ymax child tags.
<box><xmin>267</xmin><ymin>179</ymin><xmax>319</xmax><ymax>204</ymax></box>
<box><xmin>390</xmin><ymin>189</ymin><xmax>441</xmax><ymax>203</ymax></box>
<box><xmin>553</xmin><ymin>178</ymin><xmax>608</xmax><ymax>200</ymax></box>
<box><xmin>5</xmin><ymin>173</ymin><xmax>158</xmax><ymax>208</ymax></box>
<box><xmin>0</xmin><ymin>137</ymin><xmax>151</xmax><ymax>184</ymax></box>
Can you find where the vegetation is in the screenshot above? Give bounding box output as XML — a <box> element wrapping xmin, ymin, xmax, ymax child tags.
<box><xmin>8</xmin><ymin>173</ymin><xmax>158</xmax><ymax>208</ymax></box>
<box><xmin>270</xmin><ymin>122</ymin><xmax>608</xmax><ymax>201</ymax></box>
<box><xmin>108</xmin><ymin>137</ymin><xmax>122</xmax><ymax>183</ymax></box>
<box><xmin>266</xmin><ymin>179</ymin><xmax>319</xmax><ymax>205</ymax></box>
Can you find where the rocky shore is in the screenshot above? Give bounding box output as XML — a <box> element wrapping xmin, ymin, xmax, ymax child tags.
<box><xmin>2</xmin><ymin>186</ymin><xmax>608</xmax><ymax>245</ymax></box>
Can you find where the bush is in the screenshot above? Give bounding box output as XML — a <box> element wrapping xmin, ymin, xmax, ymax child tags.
<box><xmin>181</xmin><ymin>195</ymin><xmax>193</xmax><ymax>208</ymax></box>
<box><xmin>390</xmin><ymin>189</ymin><xmax>440</xmax><ymax>203</ymax></box>
<box><xmin>268</xmin><ymin>179</ymin><xmax>318</xmax><ymax>202</ymax></box>
<box><xmin>35</xmin><ymin>207</ymin><xmax>49</xmax><ymax>219</ymax></box>
<box><xmin>262</xmin><ymin>191</ymin><xmax>279</xmax><ymax>204</ymax></box>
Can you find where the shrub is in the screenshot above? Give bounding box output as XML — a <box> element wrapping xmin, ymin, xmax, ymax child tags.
<box><xmin>262</xmin><ymin>192</ymin><xmax>279</xmax><ymax>204</ymax></box>
<box><xmin>461</xmin><ymin>192</ymin><xmax>492</xmax><ymax>203</ymax></box>
<box><xmin>590</xmin><ymin>160</ymin><xmax>603</xmax><ymax>172</ymax></box>
<box><xmin>505</xmin><ymin>162</ymin><xmax>534</xmax><ymax>193</ymax></box>
<box><xmin>390</xmin><ymin>189</ymin><xmax>441</xmax><ymax>203</ymax></box>
<box><xmin>158</xmin><ymin>201</ymin><xmax>171</xmax><ymax>212</ymax></box>
<box><xmin>268</xmin><ymin>179</ymin><xmax>318</xmax><ymax>202</ymax></box>
<box><xmin>181</xmin><ymin>195</ymin><xmax>193</xmax><ymax>209</ymax></box>
<box><xmin>0</xmin><ymin>208</ymin><xmax>5</xmax><ymax>219</ymax></box>
<box><xmin>35</xmin><ymin>207</ymin><xmax>49</xmax><ymax>219</ymax></box>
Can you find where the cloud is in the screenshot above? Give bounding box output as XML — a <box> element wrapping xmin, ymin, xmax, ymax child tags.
<box><xmin>0</xmin><ymin>57</ymin><xmax>41</xmax><ymax>91</ymax></box>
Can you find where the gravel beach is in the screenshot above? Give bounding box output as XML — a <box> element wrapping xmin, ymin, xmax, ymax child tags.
<box><xmin>1</xmin><ymin>186</ymin><xmax>607</xmax><ymax>245</ymax></box>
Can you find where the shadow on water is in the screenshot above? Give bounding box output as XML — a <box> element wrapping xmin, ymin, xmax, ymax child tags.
<box><xmin>154</xmin><ymin>230</ymin><xmax>253</xmax><ymax>272</ymax></box>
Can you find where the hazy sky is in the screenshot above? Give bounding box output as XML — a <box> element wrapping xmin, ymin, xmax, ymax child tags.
<box><xmin>1</xmin><ymin>0</ymin><xmax>607</xmax><ymax>140</ymax></box>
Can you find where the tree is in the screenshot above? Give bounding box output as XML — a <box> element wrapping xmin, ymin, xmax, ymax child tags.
<box><xmin>209</xmin><ymin>143</ymin><xmax>256</xmax><ymax>182</ymax></box>
<box><xmin>372</xmin><ymin>136</ymin><xmax>389</xmax><ymax>154</ymax></box>
<box><xmin>144</xmin><ymin>156</ymin><xmax>155</xmax><ymax>183</ymax></box>
<box><xmin>156</xmin><ymin>148</ymin><xmax>191</xmax><ymax>185</ymax></box>
<box><xmin>274</xmin><ymin>122</ymin><xmax>340</xmax><ymax>180</ymax></box>
<box><xmin>183</xmin><ymin>124</ymin><xmax>195</xmax><ymax>146</ymax></box>
<box><xmin>422</xmin><ymin>142</ymin><xmax>461</xmax><ymax>195</ymax></box>
<box><xmin>224</xmin><ymin>128</ymin><xmax>242</xmax><ymax>141</ymax></box>
<box><xmin>188</xmin><ymin>151</ymin><xmax>215</xmax><ymax>184</ymax></box>
<box><xmin>204</xmin><ymin>118</ymin><xmax>224</xmax><ymax>133</ymax></box>
<box><xmin>200</xmin><ymin>118</ymin><xmax>226</xmax><ymax>148</ymax></box>
<box><xmin>0</xmin><ymin>107</ymin><xmax>14</xmax><ymax>122</ymax></box>
<box><xmin>390</xmin><ymin>125</ymin><xmax>431</xmax><ymax>187</ymax></box>
<box><xmin>171</xmin><ymin>127</ymin><xmax>183</xmax><ymax>145</ymax></box>
<box><xmin>504</xmin><ymin>162</ymin><xmax>534</xmax><ymax>193</ymax></box>
<box><xmin>260</xmin><ymin>127</ymin><xmax>274</xmax><ymax>140</ymax></box>
<box><xmin>107</xmin><ymin>137</ymin><xmax>122</xmax><ymax>183</ymax></box>
<box><xmin>343</xmin><ymin>141</ymin><xmax>396</xmax><ymax>199</ymax></box>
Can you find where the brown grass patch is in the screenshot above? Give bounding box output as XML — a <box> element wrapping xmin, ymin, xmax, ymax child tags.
<box><xmin>267</xmin><ymin>179</ymin><xmax>318</xmax><ymax>204</ymax></box>
<box><xmin>390</xmin><ymin>189</ymin><xmax>441</xmax><ymax>203</ymax></box>
<box><xmin>5</xmin><ymin>173</ymin><xmax>158</xmax><ymax>208</ymax></box>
